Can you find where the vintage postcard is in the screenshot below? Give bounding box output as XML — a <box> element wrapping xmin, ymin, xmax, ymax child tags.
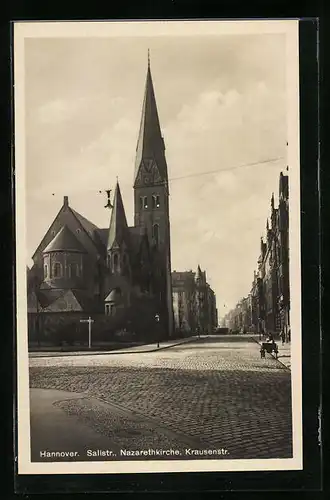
<box><xmin>14</xmin><ymin>20</ymin><xmax>302</xmax><ymax>475</ymax></box>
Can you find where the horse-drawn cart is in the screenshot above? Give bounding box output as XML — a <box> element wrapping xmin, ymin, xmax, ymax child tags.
<box><xmin>260</xmin><ymin>341</ymin><xmax>279</xmax><ymax>359</ymax></box>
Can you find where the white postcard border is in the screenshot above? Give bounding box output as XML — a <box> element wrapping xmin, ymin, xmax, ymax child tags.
<box><xmin>14</xmin><ymin>19</ymin><xmax>302</xmax><ymax>475</ymax></box>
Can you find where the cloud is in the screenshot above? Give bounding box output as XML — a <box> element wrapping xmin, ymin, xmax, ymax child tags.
<box><xmin>37</xmin><ymin>98</ymin><xmax>72</xmax><ymax>124</ymax></box>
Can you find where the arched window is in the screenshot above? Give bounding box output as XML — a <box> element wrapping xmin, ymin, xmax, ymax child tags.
<box><xmin>142</xmin><ymin>196</ymin><xmax>148</xmax><ymax>209</ymax></box>
<box><xmin>105</xmin><ymin>303</ymin><xmax>116</xmax><ymax>316</ymax></box>
<box><xmin>152</xmin><ymin>194</ymin><xmax>160</xmax><ymax>209</ymax></box>
<box><xmin>53</xmin><ymin>262</ymin><xmax>62</xmax><ymax>278</ymax></box>
<box><xmin>152</xmin><ymin>224</ymin><xmax>159</xmax><ymax>247</ymax></box>
<box><xmin>44</xmin><ymin>264</ymin><xmax>48</xmax><ymax>279</ymax></box>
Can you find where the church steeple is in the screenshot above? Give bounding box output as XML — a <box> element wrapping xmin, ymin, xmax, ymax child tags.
<box><xmin>133</xmin><ymin>54</ymin><xmax>174</xmax><ymax>338</ymax></box>
<box><xmin>107</xmin><ymin>181</ymin><xmax>129</xmax><ymax>251</ymax></box>
<box><xmin>134</xmin><ymin>53</ymin><xmax>168</xmax><ymax>187</ymax></box>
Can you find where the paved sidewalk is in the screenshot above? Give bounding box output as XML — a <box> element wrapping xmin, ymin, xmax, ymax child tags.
<box><xmin>29</xmin><ymin>335</ymin><xmax>203</xmax><ymax>358</ymax></box>
<box><xmin>250</xmin><ymin>335</ymin><xmax>291</xmax><ymax>370</ymax></box>
<box><xmin>30</xmin><ymin>388</ymin><xmax>119</xmax><ymax>461</ymax></box>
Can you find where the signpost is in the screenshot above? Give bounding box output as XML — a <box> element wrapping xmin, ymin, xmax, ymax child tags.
<box><xmin>80</xmin><ymin>316</ymin><xmax>94</xmax><ymax>349</ymax></box>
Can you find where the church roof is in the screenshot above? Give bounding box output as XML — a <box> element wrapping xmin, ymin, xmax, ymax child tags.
<box><xmin>95</xmin><ymin>228</ymin><xmax>109</xmax><ymax>247</ymax></box>
<box><xmin>71</xmin><ymin>208</ymin><xmax>99</xmax><ymax>238</ymax></box>
<box><xmin>104</xmin><ymin>288</ymin><xmax>122</xmax><ymax>303</ymax></box>
<box><xmin>70</xmin><ymin>207</ymin><xmax>107</xmax><ymax>255</ymax></box>
<box><xmin>32</xmin><ymin>195</ymin><xmax>106</xmax><ymax>260</ymax></box>
<box><xmin>107</xmin><ymin>182</ymin><xmax>129</xmax><ymax>250</ymax></box>
<box><xmin>37</xmin><ymin>288</ymin><xmax>65</xmax><ymax>308</ymax></box>
<box><xmin>43</xmin><ymin>225</ymin><xmax>87</xmax><ymax>253</ymax></box>
<box><xmin>36</xmin><ymin>287</ymin><xmax>96</xmax><ymax>311</ymax></box>
<box><xmin>134</xmin><ymin>56</ymin><xmax>168</xmax><ymax>185</ymax></box>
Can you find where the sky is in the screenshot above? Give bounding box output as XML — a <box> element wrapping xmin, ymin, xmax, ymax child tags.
<box><xmin>24</xmin><ymin>33</ymin><xmax>288</xmax><ymax>317</ymax></box>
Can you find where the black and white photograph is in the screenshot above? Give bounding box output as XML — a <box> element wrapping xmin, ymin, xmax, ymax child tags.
<box><xmin>14</xmin><ymin>20</ymin><xmax>302</xmax><ymax>474</ymax></box>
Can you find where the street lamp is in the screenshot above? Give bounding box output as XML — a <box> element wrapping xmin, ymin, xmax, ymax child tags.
<box><xmin>155</xmin><ymin>313</ymin><xmax>160</xmax><ymax>348</ymax></box>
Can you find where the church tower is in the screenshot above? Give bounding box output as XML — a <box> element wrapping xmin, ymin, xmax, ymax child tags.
<box><xmin>133</xmin><ymin>53</ymin><xmax>174</xmax><ymax>337</ymax></box>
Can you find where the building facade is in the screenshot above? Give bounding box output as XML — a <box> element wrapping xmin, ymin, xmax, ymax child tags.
<box><xmin>172</xmin><ymin>266</ymin><xmax>218</xmax><ymax>335</ymax></box>
<box><xmin>27</xmin><ymin>57</ymin><xmax>175</xmax><ymax>344</ymax></box>
<box><xmin>225</xmin><ymin>171</ymin><xmax>290</xmax><ymax>339</ymax></box>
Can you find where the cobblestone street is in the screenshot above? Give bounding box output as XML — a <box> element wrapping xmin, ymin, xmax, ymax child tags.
<box><xmin>29</xmin><ymin>335</ymin><xmax>292</xmax><ymax>460</ymax></box>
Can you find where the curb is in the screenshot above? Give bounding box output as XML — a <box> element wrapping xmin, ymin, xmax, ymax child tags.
<box><xmin>29</xmin><ymin>336</ymin><xmax>202</xmax><ymax>358</ymax></box>
<box><xmin>249</xmin><ymin>336</ymin><xmax>291</xmax><ymax>371</ymax></box>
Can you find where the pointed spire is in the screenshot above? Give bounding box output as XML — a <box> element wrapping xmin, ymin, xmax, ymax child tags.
<box><xmin>107</xmin><ymin>181</ymin><xmax>129</xmax><ymax>250</ymax></box>
<box><xmin>271</xmin><ymin>192</ymin><xmax>274</xmax><ymax>209</ymax></box>
<box><xmin>134</xmin><ymin>55</ymin><xmax>168</xmax><ymax>185</ymax></box>
<box><xmin>195</xmin><ymin>265</ymin><xmax>203</xmax><ymax>282</ymax></box>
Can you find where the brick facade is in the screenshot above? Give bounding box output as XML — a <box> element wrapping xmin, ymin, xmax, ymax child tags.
<box><xmin>225</xmin><ymin>172</ymin><xmax>290</xmax><ymax>338</ymax></box>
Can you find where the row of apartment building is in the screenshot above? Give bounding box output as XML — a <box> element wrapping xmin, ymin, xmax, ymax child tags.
<box><xmin>172</xmin><ymin>266</ymin><xmax>218</xmax><ymax>335</ymax></box>
<box><xmin>224</xmin><ymin>171</ymin><xmax>290</xmax><ymax>340</ymax></box>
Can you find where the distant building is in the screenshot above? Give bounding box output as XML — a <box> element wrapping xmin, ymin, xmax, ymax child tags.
<box><xmin>172</xmin><ymin>266</ymin><xmax>218</xmax><ymax>335</ymax></box>
<box><xmin>172</xmin><ymin>271</ymin><xmax>196</xmax><ymax>334</ymax></box>
<box><xmin>225</xmin><ymin>171</ymin><xmax>290</xmax><ymax>339</ymax></box>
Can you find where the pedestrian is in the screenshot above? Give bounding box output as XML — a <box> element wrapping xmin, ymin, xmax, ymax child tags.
<box><xmin>280</xmin><ymin>329</ymin><xmax>285</xmax><ymax>345</ymax></box>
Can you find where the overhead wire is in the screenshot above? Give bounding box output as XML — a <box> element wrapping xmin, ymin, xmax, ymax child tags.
<box><xmin>169</xmin><ymin>156</ymin><xmax>284</xmax><ymax>182</ymax></box>
<box><xmin>49</xmin><ymin>156</ymin><xmax>285</xmax><ymax>196</ymax></box>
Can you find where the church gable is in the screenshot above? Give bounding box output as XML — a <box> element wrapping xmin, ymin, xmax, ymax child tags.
<box><xmin>134</xmin><ymin>159</ymin><xmax>164</xmax><ymax>188</ymax></box>
<box><xmin>32</xmin><ymin>198</ymin><xmax>102</xmax><ymax>268</ymax></box>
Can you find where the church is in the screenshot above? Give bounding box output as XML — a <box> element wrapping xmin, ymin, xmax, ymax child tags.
<box><xmin>27</xmin><ymin>56</ymin><xmax>175</xmax><ymax>344</ymax></box>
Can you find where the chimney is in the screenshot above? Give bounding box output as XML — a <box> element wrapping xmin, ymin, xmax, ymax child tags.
<box><xmin>63</xmin><ymin>196</ymin><xmax>69</xmax><ymax>207</ymax></box>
